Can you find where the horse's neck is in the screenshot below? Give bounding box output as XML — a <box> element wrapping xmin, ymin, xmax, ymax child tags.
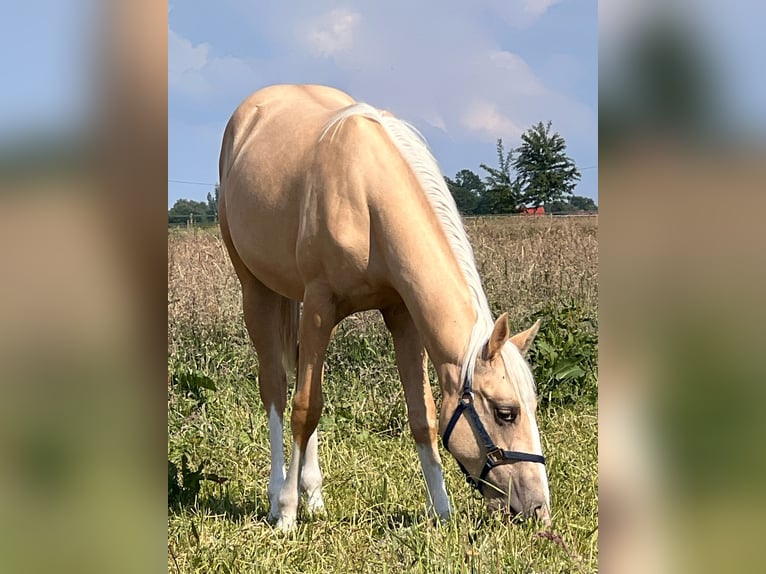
<box><xmin>410</xmin><ymin>266</ymin><xmax>477</xmax><ymax>401</ymax></box>
<box><xmin>407</xmin><ymin>265</ymin><xmax>477</xmax><ymax>381</ymax></box>
<box><xmin>374</xmin><ymin>199</ymin><xmax>478</xmax><ymax>395</ymax></box>
<box><xmin>350</xmin><ymin>124</ymin><xmax>482</xmax><ymax>397</ymax></box>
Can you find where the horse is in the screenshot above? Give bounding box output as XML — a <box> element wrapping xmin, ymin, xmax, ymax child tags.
<box><xmin>218</xmin><ymin>84</ymin><xmax>550</xmax><ymax>530</ymax></box>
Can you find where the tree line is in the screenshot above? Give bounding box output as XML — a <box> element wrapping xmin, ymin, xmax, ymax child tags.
<box><xmin>168</xmin><ymin>120</ymin><xmax>595</xmax><ymax>225</ymax></box>
<box><xmin>168</xmin><ymin>188</ymin><xmax>219</xmax><ymax>226</ymax></box>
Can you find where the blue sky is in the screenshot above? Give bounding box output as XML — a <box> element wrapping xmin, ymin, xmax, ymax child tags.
<box><xmin>168</xmin><ymin>0</ymin><xmax>598</xmax><ymax>208</ymax></box>
<box><xmin>1</xmin><ymin>1</ymin><xmax>764</xmax><ymax>209</ymax></box>
<box><xmin>0</xmin><ymin>2</ymin><xmax>91</xmax><ymax>138</ymax></box>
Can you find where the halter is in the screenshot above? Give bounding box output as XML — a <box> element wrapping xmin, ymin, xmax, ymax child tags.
<box><xmin>441</xmin><ymin>373</ymin><xmax>546</xmax><ymax>493</ymax></box>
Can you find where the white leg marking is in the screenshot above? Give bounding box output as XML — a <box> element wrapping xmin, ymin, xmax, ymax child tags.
<box><xmin>416</xmin><ymin>443</ymin><xmax>452</xmax><ymax>520</ymax></box>
<box><xmin>300</xmin><ymin>428</ymin><xmax>325</xmax><ymax>513</ymax></box>
<box><xmin>267</xmin><ymin>406</ymin><xmax>285</xmax><ymax>520</ymax></box>
<box><xmin>277</xmin><ymin>441</ymin><xmax>302</xmax><ymax>530</ymax></box>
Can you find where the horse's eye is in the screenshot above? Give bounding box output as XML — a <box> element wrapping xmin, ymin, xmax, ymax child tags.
<box><xmin>495</xmin><ymin>406</ymin><xmax>518</xmax><ymax>424</ymax></box>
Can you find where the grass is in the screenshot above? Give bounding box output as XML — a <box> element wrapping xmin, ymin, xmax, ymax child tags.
<box><xmin>168</xmin><ymin>215</ymin><xmax>598</xmax><ymax>573</ymax></box>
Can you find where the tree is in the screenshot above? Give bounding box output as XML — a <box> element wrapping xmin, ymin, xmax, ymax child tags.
<box><xmin>453</xmin><ymin>169</ymin><xmax>485</xmax><ymax>196</ymax></box>
<box><xmin>545</xmin><ymin>199</ymin><xmax>573</xmax><ymax>214</ymax></box>
<box><xmin>206</xmin><ymin>185</ymin><xmax>220</xmax><ymax>221</ymax></box>
<box><xmin>513</xmin><ymin>121</ymin><xmax>580</xmax><ymax>208</ymax></box>
<box><xmin>168</xmin><ymin>198</ymin><xmax>210</xmax><ymax>225</ymax></box>
<box><xmin>545</xmin><ymin>195</ymin><xmax>598</xmax><ymax>213</ymax></box>
<box><xmin>479</xmin><ymin>139</ymin><xmax>521</xmax><ymax>214</ymax></box>
<box><xmin>445</xmin><ymin>169</ymin><xmax>484</xmax><ymax>215</ymax></box>
<box><xmin>569</xmin><ymin>195</ymin><xmax>597</xmax><ymax>212</ymax></box>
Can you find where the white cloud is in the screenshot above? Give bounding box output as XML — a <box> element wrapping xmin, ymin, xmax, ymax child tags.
<box><xmin>463</xmin><ymin>101</ymin><xmax>523</xmax><ymax>142</ymax></box>
<box><xmin>304</xmin><ymin>9</ymin><xmax>360</xmax><ymax>57</ymax></box>
<box><xmin>168</xmin><ymin>29</ymin><xmax>210</xmax><ymax>93</ymax></box>
<box><xmin>422</xmin><ymin>111</ymin><xmax>447</xmax><ymax>132</ymax></box>
<box><xmin>521</xmin><ymin>0</ymin><xmax>563</xmax><ymax>18</ymax></box>
<box><xmin>487</xmin><ymin>0</ymin><xmax>565</xmax><ymax>28</ymax></box>
<box><xmin>487</xmin><ymin>50</ymin><xmax>546</xmax><ymax>97</ymax></box>
<box><xmin>168</xmin><ymin>28</ymin><xmax>255</xmax><ymax>101</ymax></box>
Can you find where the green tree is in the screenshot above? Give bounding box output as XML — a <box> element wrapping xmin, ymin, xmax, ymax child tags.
<box><xmin>168</xmin><ymin>198</ymin><xmax>210</xmax><ymax>225</ymax></box>
<box><xmin>479</xmin><ymin>139</ymin><xmax>520</xmax><ymax>214</ymax></box>
<box><xmin>445</xmin><ymin>169</ymin><xmax>483</xmax><ymax>215</ymax></box>
<box><xmin>206</xmin><ymin>185</ymin><xmax>220</xmax><ymax>221</ymax></box>
<box><xmin>514</xmin><ymin>121</ymin><xmax>580</xmax><ymax>208</ymax></box>
<box><xmin>545</xmin><ymin>199</ymin><xmax>573</xmax><ymax>214</ymax></box>
<box><xmin>569</xmin><ymin>195</ymin><xmax>597</xmax><ymax>212</ymax></box>
<box><xmin>545</xmin><ymin>195</ymin><xmax>597</xmax><ymax>213</ymax></box>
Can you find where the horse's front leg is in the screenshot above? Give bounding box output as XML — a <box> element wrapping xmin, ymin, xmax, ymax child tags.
<box><xmin>383</xmin><ymin>304</ymin><xmax>452</xmax><ymax>520</ymax></box>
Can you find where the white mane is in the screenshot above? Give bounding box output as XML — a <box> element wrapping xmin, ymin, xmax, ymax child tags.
<box><xmin>320</xmin><ymin>103</ymin><xmax>536</xmax><ymax>401</ymax></box>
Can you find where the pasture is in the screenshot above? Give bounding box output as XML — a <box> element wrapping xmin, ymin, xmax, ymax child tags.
<box><xmin>168</xmin><ymin>215</ymin><xmax>598</xmax><ymax>573</ymax></box>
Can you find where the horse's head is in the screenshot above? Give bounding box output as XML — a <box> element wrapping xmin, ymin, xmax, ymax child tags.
<box><xmin>441</xmin><ymin>314</ymin><xmax>550</xmax><ymax>523</ymax></box>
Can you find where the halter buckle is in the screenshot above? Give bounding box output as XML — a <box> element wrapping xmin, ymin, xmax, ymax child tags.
<box><xmin>460</xmin><ymin>391</ymin><xmax>474</xmax><ymax>406</ymax></box>
<box><xmin>487</xmin><ymin>447</ymin><xmax>505</xmax><ymax>466</ymax></box>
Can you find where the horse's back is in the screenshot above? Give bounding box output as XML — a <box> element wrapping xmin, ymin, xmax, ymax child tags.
<box><xmin>219</xmin><ymin>85</ymin><xmax>356</xmax><ymax>299</ymax></box>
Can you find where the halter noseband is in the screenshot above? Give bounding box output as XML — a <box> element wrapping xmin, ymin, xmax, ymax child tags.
<box><xmin>441</xmin><ymin>374</ymin><xmax>546</xmax><ymax>493</ymax></box>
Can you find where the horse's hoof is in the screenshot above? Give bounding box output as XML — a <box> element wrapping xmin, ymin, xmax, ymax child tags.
<box><xmin>276</xmin><ymin>514</ymin><xmax>296</xmax><ymax>531</ymax></box>
<box><xmin>305</xmin><ymin>493</ymin><xmax>326</xmax><ymax>516</ymax></box>
<box><xmin>437</xmin><ymin>511</ymin><xmax>452</xmax><ymax>523</ymax></box>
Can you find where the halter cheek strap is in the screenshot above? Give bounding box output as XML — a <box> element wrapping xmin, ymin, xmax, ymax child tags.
<box><xmin>441</xmin><ymin>378</ymin><xmax>546</xmax><ymax>493</ymax></box>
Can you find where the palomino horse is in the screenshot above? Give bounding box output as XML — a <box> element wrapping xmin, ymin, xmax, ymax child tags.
<box><xmin>219</xmin><ymin>85</ymin><xmax>550</xmax><ymax>530</ymax></box>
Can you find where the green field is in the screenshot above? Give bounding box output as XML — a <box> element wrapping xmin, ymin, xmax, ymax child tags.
<box><xmin>168</xmin><ymin>215</ymin><xmax>598</xmax><ymax>573</ymax></box>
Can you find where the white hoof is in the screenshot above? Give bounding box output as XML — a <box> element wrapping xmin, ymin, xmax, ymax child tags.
<box><xmin>267</xmin><ymin>506</ymin><xmax>280</xmax><ymax>523</ymax></box>
<box><xmin>426</xmin><ymin>503</ymin><xmax>452</xmax><ymax>523</ymax></box>
<box><xmin>267</xmin><ymin>491</ymin><xmax>281</xmax><ymax>521</ymax></box>
<box><xmin>276</xmin><ymin>513</ymin><xmax>296</xmax><ymax>531</ymax></box>
<box><xmin>305</xmin><ymin>491</ymin><xmax>326</xmax><ymax>515</ymax></box>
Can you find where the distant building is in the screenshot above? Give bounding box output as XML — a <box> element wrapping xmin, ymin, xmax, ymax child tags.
<box><xmin>521</xmin><ymin>206</ymin><xmax>545</xmax><ymax>215</ymax></box>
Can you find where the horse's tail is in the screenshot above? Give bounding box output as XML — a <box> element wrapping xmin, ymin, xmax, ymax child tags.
<box><xmin>280</xmin><ymin>299</ymin><xmax>300</xmax><ymax>379</ymax></box>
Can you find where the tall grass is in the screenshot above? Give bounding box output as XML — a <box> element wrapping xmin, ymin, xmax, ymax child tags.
<box><xmin>168</xmin><ymin>216</ymin><xmax>598</xmax><ymax>573</ymax></box>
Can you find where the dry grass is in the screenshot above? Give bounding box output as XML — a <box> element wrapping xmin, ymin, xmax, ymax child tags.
<box><xmin>167</xmin><ymin>227</ymin><xmax>247</xmax><ymax>355</ymax></box>
<box><xmin>167</xmin><ymin>215</ymin><xmax>597</xmax><ymax>338</ymax></box>
<box><xmin>464</xmin><ymin>215</ymin><xmax>597</xmax><ymax>324</ymax></box>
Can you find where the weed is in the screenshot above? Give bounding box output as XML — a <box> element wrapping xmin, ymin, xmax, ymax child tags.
<box><xmin>526</xmin><ymin>300</ymin><xmax>598</xmax><ymax>405</ymax></box>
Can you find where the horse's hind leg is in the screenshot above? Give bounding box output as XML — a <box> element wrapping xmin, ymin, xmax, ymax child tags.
<box><xmin>239</xmin><ymin>277</ymin><xmax>324</xmax><ymax>519</ymax></box>
<box><xmin>239</xmin><ymin>278</ymin><xmax>292</xmax><ymax>520</ymax></box>
<box><xmin>383</xmin><ymin>303</ymin><xmax>452</xmax><ymax>520</ymax></box>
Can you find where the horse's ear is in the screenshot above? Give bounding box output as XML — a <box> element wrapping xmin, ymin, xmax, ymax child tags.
<box><xmin>486</xmin><ymin>313</ymin><xmax>510</xmax><ymax>360</ymax></box>
<box><xmin>510</xmin><ymin>318</ymin><xmax>542</xmax><ymax>356</ymax></box>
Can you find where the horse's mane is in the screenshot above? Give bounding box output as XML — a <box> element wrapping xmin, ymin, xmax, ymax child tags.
<box><xmin>320</xmin><ymin>103</ymin><xmax>536</xmax><ymax>401</ymax></box>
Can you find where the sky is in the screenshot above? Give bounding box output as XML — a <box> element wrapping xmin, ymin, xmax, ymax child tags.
<box><xmin>0</xmin><ymin>1</ymin><xmax>764</xmax><ymax>209</ymax></box>
<box><xmin>168</xmin><ymin>0</ymin><xmax>599</xmax><ymax>208</ymax></box>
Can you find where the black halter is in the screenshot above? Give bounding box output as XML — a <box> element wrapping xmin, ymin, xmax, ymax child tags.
<box><xmin>441</xmin><ymin>373</ymin><xmax>546</xmax><ymax>493</ymax></box>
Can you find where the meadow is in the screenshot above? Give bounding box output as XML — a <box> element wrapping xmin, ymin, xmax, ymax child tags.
<box><xmin>168</xmin><ymin>215</ymin><xmax>598</xmax><ymax>573</ymax></box>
